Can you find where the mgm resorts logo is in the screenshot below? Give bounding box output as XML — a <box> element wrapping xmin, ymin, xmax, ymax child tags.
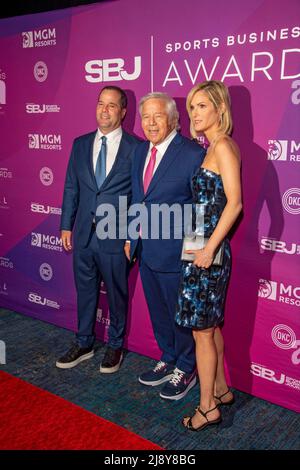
<box><xmin>31</xmin><ymin>232</ymin><xmax>63</xmax><ymax>252</ymax></box>
<box><xmin>258</xmin><ymin>279</ymin><xmax>300</xmax><ymax>307</ymax></box>
<box><xmin>29</xmin><ymin>134</ymin><xmax>62</xmax><ymax>150</ymax></box>
<box><xmin>268</xmin><ymin>140</ymin><xmax>300</xmax><ymax>162</ymax></box>
<box><xmin>22</xmin><ymin>29</ymin><xmax>56</xmax><ymax>48</ymax></box>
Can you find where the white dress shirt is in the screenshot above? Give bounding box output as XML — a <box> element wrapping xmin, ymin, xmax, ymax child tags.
<box><xmin>93</xmin><ymin>126</ymin><xmax>122</xmax><ymax>176</ymax></box>
<box><xmin>143</xmin><ymin>129</ymin><xmax>177</xmax><ymax>179</ymax></box>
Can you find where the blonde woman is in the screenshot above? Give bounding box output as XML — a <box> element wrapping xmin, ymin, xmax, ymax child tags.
<box><xmin>176</xmin><ymin>80</ymin><xmax>242</xmax><ymax>431</ymax></box>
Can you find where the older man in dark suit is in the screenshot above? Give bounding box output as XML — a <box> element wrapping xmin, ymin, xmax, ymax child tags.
<box><xmin>125</xmin><ymin>92</ymin><xmax>206</xmax><ymax>400</ymax></box>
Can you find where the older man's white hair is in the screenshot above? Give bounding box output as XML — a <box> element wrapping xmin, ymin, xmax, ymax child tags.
<box><xmin>139</xmin><ymin>92</ymin><xmax>180</xmax><ymax>130</ymax></box>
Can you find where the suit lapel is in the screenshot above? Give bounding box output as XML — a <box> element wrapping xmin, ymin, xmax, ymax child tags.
<box><xmin>100</xmin><ymin>132</ymin><xmax>130</xmax><ymax>190</ymax></box>
<box><xmin>145</xmin><ymin>133</ymin><xmax>182</xmax><ymax>196</ymax></box>
<box><xmin>87</xmin><ymin>131</ymin><xmax>98</xmax><ymax>189</ymax></box>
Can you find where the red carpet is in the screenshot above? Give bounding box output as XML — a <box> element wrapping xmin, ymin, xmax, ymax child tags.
<box><xmin>0</xmin><ymin>371</ymin><xmax>162</xmax><ymax>450</ymax></box>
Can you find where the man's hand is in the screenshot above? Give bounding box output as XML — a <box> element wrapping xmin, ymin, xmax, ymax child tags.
<box><xmin>61</xmin><ymin>230</ymin><xmax>73</xmax><ymax>251</ymax></box>
<box><xmin>124</xmin><ymin>241</ymin><xmax>131</xmax><ymax>261</ymax></box>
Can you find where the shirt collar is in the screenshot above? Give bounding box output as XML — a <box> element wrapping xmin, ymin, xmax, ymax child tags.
<box><xmin>97</xmin><ymin>126</ymin><xmax>122</xmax><ymax>142</ymax></box>
<box><xmin>150</xmin><ymin>129</ymin><xmax>177</xmax><ymax>155</ymax></box>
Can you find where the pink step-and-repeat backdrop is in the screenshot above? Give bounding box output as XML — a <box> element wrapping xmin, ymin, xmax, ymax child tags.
<box><xmin>0</xmin><ymin>0</ymin><xmax>299</xmax><ymax>412</ymax></box>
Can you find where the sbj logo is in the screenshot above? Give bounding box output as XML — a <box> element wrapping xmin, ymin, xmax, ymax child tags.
<box><xmin>29</xmin><ymin>134</ymin><xmax>62</xmax><ymax>150</ymax></box>
<box><xmin>26</xmin><ymin>103</ymin><xmax>60</xmax><ymax>113</ymax></box>
<box><xmin>39</xmin><ymin>167</ymin><xmax>53</xmax><ymax>186</ymax></box>
<box><xmin>22</xmin><ymin>29</ymin><xmax>56</xmax><ymax>48</ymax></box>
<box><xmin>30</xmin><ymin>203</ymin><xmax>61</xmax><ymax>215</ymax></box>
<box><xmin>260</xmin><ymin>237</ymin><xmax>300</xmax><ymax>255</ymax></box>
<box><xmin>28</xmin><ymin>292</ymin><xmax>60</xmax><ymax>309</ymax></box>
<box><xmin>258</xmin><ymin>279</ymin><xmax>277</xmax><ymax>300</ymax></box>
<box><xmin>85</xmin><ymin>57</ymin><xmax>142</xmax><ymax>83</ymax></box>
<box><xmin>259</xmin><ymin>279</ymin><xmax>300</xmax><ymax>307</ymax></box>
<box><xmin>268</xmin><ymin>140</ymin><xmax>300</xmax><ymax>162</ymax></box>
<box><xmin>34</xmin><ymin>62</ymin><xmax>48</xmax><ymax>82</ymax></box>
<box><xmin>282</xmin><ymin>188</ymin><xmax>300</xmax><ymax>214</ymax></box>
<box><xmin>250</xmin><ymin>363</ymin><xmax>300</xmax><ymax>390</ymax></box>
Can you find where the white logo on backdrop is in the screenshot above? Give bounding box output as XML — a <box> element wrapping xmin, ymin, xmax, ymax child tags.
<box><xmin>39</xmin><ymin>263</ymin><xmax>53</xmax><ymax>281</ymax></box>
<box><xmin>250</xmin><ymin>363</ymin><xmax>300</xmax><ymax>390</ymax></box>
<box><xmin>271</xmin><ymin>324</ymin><xmax>297</xmax><ymax>350</ymax></box>
<box><xmin>282</xmin><ymin>188</ymin><xmax>300</xmax><ymax>214</ymax></box>
<box><xmin>258</xmin><ymin>279</ymin><xmax>277</xmax><ymax>300</ymax></box>
<box><xmin>85</xmin><ymin>57</ymin><xmax>142</xmax><ymax>83</ymax></box>
<box><xmin>22</xmin><ymin>31</ymin><xmax>34</xmax><ymax>48</ymax></box>
<box><xmin>26</xmin><ymin>103</ymin><xmax>60</xmax><ymax>113</ymax></box>
<box><xmin>271</xmin><ymin>324</ymin><xmax>300</xmax><ymax>366</ymax></box>
<box><xmin>31</xmin><ymin>232</ymin><xmax>63</xmax><ymax>252</ymax></box>
<box><xmin>29</xmin><ymin>134</ymin><xmax>39</xmax><ymax>149</ymax></box>
<box><xmin>39</xmin><ymin>167</ymin><xmax>53</xmax><ymax>186</ymax></box>
<box><xmin>268</xmin><ymin>140</ymin><xmax>288</xmax><ymax>160</ymax></box>
<box><xmin>34</xmin><ymin>62</ymin><xmax>48</xmax><ymax>82</ymax></box>
<box><xmin>30</xmin><ymin>203</ymin><xmax>61</xmax><ymax>215</ymax></box>
<box><xmin>29</xmin><ymin>134</ymin><xmax>62</xmax><ymax>150</ymax></box>
<box><xmin>28</xmin><ymin>292</ymin><xmax>60</xmax><ymax>309</ymax></box>
<box><xmin>260</xmin><ymin>237</ymin><xmax>300</xmax><ymax>255</ymax></box>
<box><xmin>258</xmin><ymin>279</ymin><xmax>300</xmax><ymax>307</ymax></box>
<box><xmin>23</xmin><ymin>29</ymin><xmax>56</xmax><ymax>48</ymax></box>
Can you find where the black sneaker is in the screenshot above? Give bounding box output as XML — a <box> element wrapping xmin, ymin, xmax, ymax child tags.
<box><xmin>159</xmin><ymin>368</ymin><xmax>197</xmax><ymax>400</ymax></box>
<box><xmin>99</xmin><ymin>346</ymin><xmax>123</xmax><ymax>374</ymax></box>
<box><xmin>56</xmin><ymin>343</ymin><xmax>94</xmax><ymax>369</ymax></box>
<box><xmin>138</xmin><ymin>361</ymin><xmax>174</xmax><ymax>386</ymax></box>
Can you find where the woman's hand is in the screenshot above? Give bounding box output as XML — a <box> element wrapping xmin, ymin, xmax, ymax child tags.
<box><xmin>184</xmin><ymin>247</ymin><xmax>214</xmax><ymax>268</ymax></box>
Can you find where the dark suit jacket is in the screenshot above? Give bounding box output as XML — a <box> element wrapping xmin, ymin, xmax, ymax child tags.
<box><xmin>129</xmin><ymin>133</ymin><xmax>206</xmax><ymax>272</ymax></box>
<box><xmin>60</xmin><ymin>129</ymin><xmax>140</xmax><ymax>253</ymax></box>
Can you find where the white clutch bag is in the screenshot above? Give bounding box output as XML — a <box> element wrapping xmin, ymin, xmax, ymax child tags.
<box><xmin>181</xmin><ymin>235</ymin><xmax>224</xmax><ymax>266</ymax></box>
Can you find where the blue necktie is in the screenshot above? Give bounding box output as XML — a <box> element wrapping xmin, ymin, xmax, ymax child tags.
<box><xmin>95</xmin><ymin>135</ymin><xmax>107</xmax><ymax>188</ymax></box>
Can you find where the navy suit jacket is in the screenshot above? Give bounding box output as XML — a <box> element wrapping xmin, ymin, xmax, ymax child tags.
<box><xmin>129</xmin><ymin>133</ymin><xmax>206</xmax><ymax>272</ymax></box>
<box><xmin>60</xmin><ymin>129</ymin><xmax>140</xmax><ymax>253</ymax></box>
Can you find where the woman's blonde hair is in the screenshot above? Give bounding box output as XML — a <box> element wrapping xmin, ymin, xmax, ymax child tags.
<box><xmin>186</xmin><ymin>80</ymin><xmax>233</xmax><ymax>138</ymax></box>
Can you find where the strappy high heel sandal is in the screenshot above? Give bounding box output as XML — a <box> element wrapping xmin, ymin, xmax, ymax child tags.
<box><xmin>182</xmin><ymin>405</ymin><xmax>222</xmax><ymax>432</ymax></box>
<box><xmin>214</xmin><ymin>389</ymin><xmax>235</xmax><ymax>406</ymax></box>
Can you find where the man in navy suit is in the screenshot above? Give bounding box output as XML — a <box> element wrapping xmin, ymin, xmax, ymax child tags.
<box><xmin>56</xmin><ymin>86</ymin><xmax>140</xmax><ymax>373</ymax></box>
<box><xmin>125</xmin><ymin>92</ymin><xmax>206</xmax><ymax>400</ymax></box>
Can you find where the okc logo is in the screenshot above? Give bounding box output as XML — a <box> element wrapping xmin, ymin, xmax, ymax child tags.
<box><xmin>34</xmin><ymin>61</ymin><xmax>48</xmax><ymax>82</ymax></box>
<box><xmin>39</xmin><ymin>263</ymin><xmax>53</xmax><ymax>281</ymax></box>
<box><xmin>22</xmin><ymin>31</ymin><xmax>33</xmax><ymax>48</ymax></box>
<box><xmin>282</xmin><ymin>188</ymin><xmax>300</xmax><ymax>215</ymax></box>
<box><xmin>258</xmin><ymin>279</ymin><xmax>277</xmax><ymax>301</ymax></box>
<box><xmin>267</xmin><ymin>140</ymin><xmax>288</xmax><ymax>161</ymax></box>
<box><xmin>39</xmin><ymin>167</ymin><xmax>53</xmax><ymax>186</ymax></box>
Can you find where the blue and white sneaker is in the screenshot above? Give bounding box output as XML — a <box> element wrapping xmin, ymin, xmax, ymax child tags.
<box><xmin>139</xmin><ymin>361</ymin><xmax>174</xmax><ymax>386</ymax></box>
<box><xmin>159</xmin><ymin>368</ymin><xmax>197</xmax><ymax>400</ymax></box>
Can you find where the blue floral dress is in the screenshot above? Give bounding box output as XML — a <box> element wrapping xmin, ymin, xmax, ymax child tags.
<box><xmin>175</xmin><ymin>167</ymin><xmax>231</xmax><ymax>330</ymax></box>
